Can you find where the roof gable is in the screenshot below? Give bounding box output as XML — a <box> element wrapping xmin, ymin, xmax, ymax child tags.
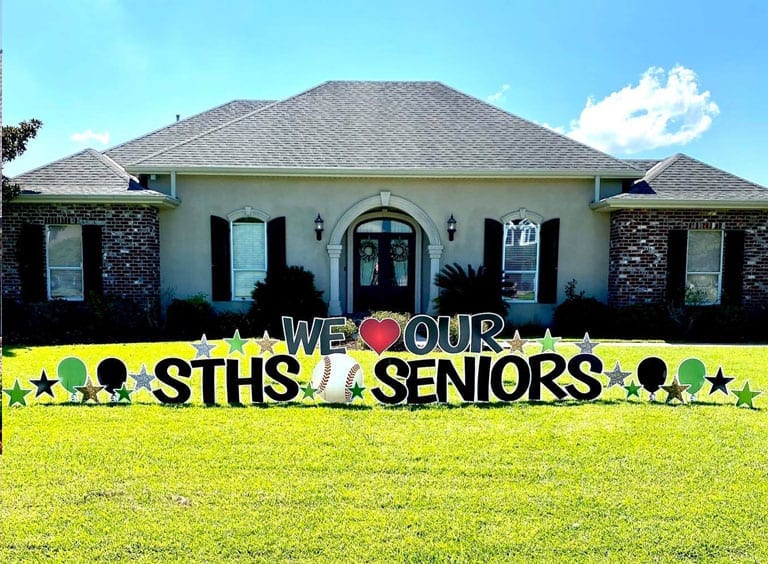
<box><xmin>128</xmin><ymin>81</ymin><xmax>639</xmax><ymax>175</ymax></box>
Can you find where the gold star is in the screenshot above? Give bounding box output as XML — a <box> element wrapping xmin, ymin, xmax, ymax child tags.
<box><xmin>506</xmin><ymin>330</ymin><xmax>528</xmax><ymax>355</ymax></box>
<box><xmin>662</xmin><ymin>378</ymin><xmax>690</xmax><ymax>404</ymax></box>
<box><xmin>256</xmin><ymin>331</ymin><xmax>279</xmax><ymax>355</ymax></box>
<box><xmin>75</xmin><ymin>378</ymin><xmax>105</xmax><ymax>403</ymax></box>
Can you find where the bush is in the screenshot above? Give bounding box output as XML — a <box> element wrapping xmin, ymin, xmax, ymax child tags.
<box><xmin>165</xmin><ymin>294</ymin><xmax>215</xmax><ymax>339</ymax></box>
<box><xmin>249</xmin><ymin>266</ymin><xmax>327</xmax><ymax>338</ymax></box>
<box><xmin>338</xmin><ymin>318</ymin><xmax>358</xmax><ymax>342</ymax></box>
<box><xmin>211</xmin><ymin>311</ymin><xmax>253</xmax><ymax>339</ymax></box>
<box><xmin>552</xmin><ymin>280</ymin><xmax>613</xmax><ymax>337</ymax></box>
<box><xmin>358</xmin><ymin>310</ymin><xmax>410</xmax><ymax>352</ymax></box>
<box><xmin>613</xmin><ymin>304</ymin><xmax>673</xmax><ymax>339</ymax></box>
<box><xmin>433</xmin><ymin>263</ymin><xmax>509</xmax><ymax>317</ymax></box>
<box><xmin>2</xmin><ymin>296</ymin><xmax>158</xmax><ymax>345</ymax></box>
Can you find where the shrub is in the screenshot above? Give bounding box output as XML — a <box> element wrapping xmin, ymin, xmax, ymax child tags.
<box><xmin>358</xmin><ymin>310</ymin><xmax>410</xmax><ymax>352</ymax></box>
<box><xmin>433</xmin><ymin>263</ymin><xmax>509</xmax><ymax>317</ymax></box>
<box><xmin>552</xmin><ymin>280</ymin><xmax>613</xmax><ymax>337</ymax></box>
<box><xmin>338</xmin><ymin>318</ymin><xmax>358</xmax><ymax>342</ymax></box>
<box><xmin>613</xmin><ymin>304</ymin><xmax>673</xmax><ymax>339</ymax></box>
<box><xmin>249</xmin><ymin>266</ymin><xmax>327</xmax><ymax>338</ymax></box>
<box><xmin>165</xmin><ymin>294</ymin><xmax>215</xmax><ymax>339</ymax></box>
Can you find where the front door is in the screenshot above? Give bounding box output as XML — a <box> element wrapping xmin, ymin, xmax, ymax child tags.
<box><xmin>353</xmin><ymin>218</ymin><xmax>415</xmax><ymax>313</ymax></box>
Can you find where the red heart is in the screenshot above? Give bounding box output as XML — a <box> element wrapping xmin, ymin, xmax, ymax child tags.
<box><xmin>359</xmin><ymin>318</ymin><xmax>401</xmax><ymax>355</ymax></box>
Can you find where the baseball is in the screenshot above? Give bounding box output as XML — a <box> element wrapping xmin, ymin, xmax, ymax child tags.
<box><xmin>310</xmin><ymin>353</ymin><xmax>364</xmax><ymax>403</ymax></box>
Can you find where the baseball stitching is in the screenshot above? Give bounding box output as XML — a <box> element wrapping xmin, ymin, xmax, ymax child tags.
<box><xmin>316</xmin><ymin>356</ymin><xmax>332</xmax><ymax>394</ymax></box>
<box><xmin>344</xmin><ymin>364</ymin><xmax>360</xmax><ymax>401</ymax></box>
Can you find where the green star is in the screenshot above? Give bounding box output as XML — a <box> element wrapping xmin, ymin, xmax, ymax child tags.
<box><xmin>115</xmin><ymin>383</ymin><xmax>133</xmax><ymax>402</ymax></box>
<box><xmin>539</xmin><ymin>329</ymin><xmax>560</xmax><ymax>352</ymax></box>
<box><xmin>224</xmin><ymin>329</ymin><xmax>248</xmax><ymax>355</ymax></box>
<box><xmin>624</xmin><ymin>380</ymin><xmax>641</xmax><ymax>399</ymax></box>
<box><xmin>301</xmin><ymin>382</ymin><xmax>317</xmax><ymax>400</ymax></box>
<box><xmin>349</xmin><ymin>382</ymin><xmax>366</xmax><ymax>400</ymax></box>
<box><xmin>732</xmin><ymin>381</ymin><xmax>762</xmax><ymax>408</ymax></box>
<box><xmin>4</xmin><ymin>379</ymin><xmax>32</xmax><ymax>407</ymax></box>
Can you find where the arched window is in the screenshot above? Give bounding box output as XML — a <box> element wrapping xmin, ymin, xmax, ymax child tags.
<box><xmin>231</xmin><ymin>217</ymin><xmax>267</xmax><ymax>299</ymax></box>
<box><xmin>502</xmin><ymin>218</ymin><xmax>539</xmax><ymax>302</ymax></box>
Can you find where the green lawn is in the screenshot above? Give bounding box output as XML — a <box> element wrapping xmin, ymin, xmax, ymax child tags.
<box><xmin>2</xmin><ymin>340</ymin><xmax>767</xmax><ymax>562</ymax></box>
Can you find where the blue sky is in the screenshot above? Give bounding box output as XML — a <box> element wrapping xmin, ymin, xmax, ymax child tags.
<box><xmin>4</xmin><ymin>0</ymin><xmax>768</xmax><ymax>185</ymax></box>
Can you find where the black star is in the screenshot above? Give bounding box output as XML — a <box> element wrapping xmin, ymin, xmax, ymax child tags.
<box><xmin>706</xmin><ymin>367</ymin><xmax>735</xmax><ymax>396</ymax></box>
<box><xmin>29</xmin><ymin>369</ymin><xmax>59</xmax><ymax>398</ymax></box>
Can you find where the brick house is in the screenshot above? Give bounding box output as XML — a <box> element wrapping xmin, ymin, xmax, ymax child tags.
<box><xmin>3</xmin><ymin>81</ymin><xmax>767</xmax><ymax>326</ymax></box>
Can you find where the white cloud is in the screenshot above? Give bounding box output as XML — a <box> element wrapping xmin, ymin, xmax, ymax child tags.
<box><xmin>565</xmin><ymin>66</ymin><xmax>719</xmax><ymax>154</ymax></box>
<box><xmin>487</xmin><ymin>84</ymin><xmax>511</xmax><ymax>104</ymax></box>
<box><xmin>70</xmin><ymin>129</ymin><xmax>111</xmax><ymax>146</ymax></box>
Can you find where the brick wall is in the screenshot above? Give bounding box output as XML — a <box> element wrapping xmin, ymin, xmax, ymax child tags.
<box><xmin>609</xmin><ymin>209</ymin><xmax>768</xmax><ymax>308</ymax></box>
<box><xmin>2</xmin><ymin>203</ymin><xmax>160</xmax><ymax>308</ymax></box>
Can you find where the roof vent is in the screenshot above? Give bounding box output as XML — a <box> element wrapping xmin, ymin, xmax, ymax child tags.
<box><xmin>176</xmin><ymin>114</ymin><xmax>180</xmax><ymax>122</ymax></box>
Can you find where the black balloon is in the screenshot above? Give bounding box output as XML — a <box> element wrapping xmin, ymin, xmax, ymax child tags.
<box><xmin>97</xmin><ymin>358</ymin><xmax>128</xmax><ymax>394</ymax></box>
<box><xmin>637</xmin><ymin>357</ymin><xmax>667</xmax><ymax>393</ymax></box>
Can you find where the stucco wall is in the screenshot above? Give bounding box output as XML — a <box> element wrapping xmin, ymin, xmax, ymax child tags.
<box><xmin>159</xmin><ymin>175</ymin><xmax>609</xmax><ymax>324</ymax></box>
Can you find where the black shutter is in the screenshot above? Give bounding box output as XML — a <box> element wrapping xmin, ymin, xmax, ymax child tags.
<box><xmin>82</xmin><ymin>225</ymin><xmax>103</xmax><ymax>299</ymax></box>
<box><xmin>483</xmin><ymin>218</ymin><xmax>503</xmax><ymax>278</ymax></box>
<box><xmin>666</xmin><ymin>230</ymin><xmax>687</xmax><ymax>306</ymax></box>
<box><xmin>210</xmin><ymin>215</ymin><xmax>231</xmax><ymax>301</ymax></box>
<box><xmin>267</xmin><ymin>216</ymin><xmax>287</xmax><ymax>275</ymax></box>
<box><xmin>18</xmin><ymin>224</ymin><xmax>47</xmax><ymax>302</ymax></box>
<box><xmin>537</xmin><ymin>218</ymin><xmax>560</xmax><ymax>304</ymax></box>
<box><xmin>722</xmin><ymin>230</ymin><xmax>745</xmax><ymax>306</ymax></box>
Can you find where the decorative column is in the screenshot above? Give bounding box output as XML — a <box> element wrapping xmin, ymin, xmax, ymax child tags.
<box><xmin>427</xmin><ymin>244</ymin><xmax>444</xmax><ymax>313</ymax></box>
<box><xmin>327</xmin><ymin>244</ymin><xmax>343</xmax><ymax>315</ymax></box>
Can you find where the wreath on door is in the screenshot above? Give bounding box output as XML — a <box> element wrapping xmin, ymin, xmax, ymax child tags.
<box><xmin>390</xmin><ymin>239</ymin><xmax>408</xmax><ymax>262</ymax></box>
<box><xmin>359</xmin><ymin>240</ymin><xmax>377</xmax><ymax>262</ymax></box>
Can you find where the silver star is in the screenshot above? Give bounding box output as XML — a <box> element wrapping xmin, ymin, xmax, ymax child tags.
<box><xmin>130</xmin><ymin>364</ymin><xmax>155</xmax><ymax>392</ymax></box>
<box><xmin>192</xmin><ymin>334</ymin><xmax>217</xmax><ymax>359</ymax></box>
<box><xmin>604</xmin><ymin>362</ymin><xmax>632</xmax><ymax>388</ymax></box>
<box><xmin>575</xmin><ymin>332</ymin><xmax>599</xmax><ymax>354</ymax></box>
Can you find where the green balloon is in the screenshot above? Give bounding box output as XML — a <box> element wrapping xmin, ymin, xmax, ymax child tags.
<box><xmin>57</xmin><ymin>357</ymin><xmax>88</xmax><ymax>394</ymax></box>
<box><xmin>678</xmin><ymin>358</ymin><xmax>707</xmax><ymax>396</ymax></box>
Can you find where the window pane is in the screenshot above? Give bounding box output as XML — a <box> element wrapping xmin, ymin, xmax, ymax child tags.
<box><xmin>50</xmin><ymin>269</ymin><xmax>83</xmax><ymax>298</ymax></box>
<box><xmin>359</xmin><ymin>239</ymin><xmax>379</xmax><ymax>286</ymax></box>
<box><xmin>502</xmin><ymin>272</ymin><xmax>536</xmax><ymax>301</ymax></box>
<box><xmin>48</xmin><ymin>225</ymin><xmax>82</xmax><ymax>267</ymax></box>
<box><xmin>687</xmin><ymin>231</ymin><xmax>721</xmax><ymax>272</ymax></box>
<box><xmin>233</xmin><ymin>221</ymin><xmax>266</xmax><ymax>269</ymax></box>
<box><xmin>234</xmin><ymin>270</ymin><xmax>266</xmax><ymax>298</ymax></box>
<box><xmin>686</xmin><ymin>274</ymin><xmax>719</xmax><ymax>305</ymax></box>
<box><xmin>356</xmin><ymin>219</ymin><xmax>413</xmax><ymax>234</ymax></box>
<box><xmin>504</xmin><ymin>222</ymin><xmax>539</xmax><ymax>271</ymax></box>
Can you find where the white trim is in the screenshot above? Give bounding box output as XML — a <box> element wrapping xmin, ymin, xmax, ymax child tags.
<box><xmin>229</xmin><ymin>212</ymin><xmax>269</xmax><ymax>300</ymax></box>
<box><xmin>500</xmin><ymin>208</ymin><xmax>544</xmax><ymax>225</ymax></box>
<box><xmin>46</xmin><ymin>224</ymin><xmax>85</xmax><ymax>301</ymax></box>
<box><xmin>591</xmin><ymin>199</ymin><xmax>768</xmax><ymax>212</ymax></box>
<box><xmin>12</xmin><ymin>194</ymin><xmax>181</xmax><ymax>208</ymax></box>
<box><xmin>594</xmin><ymin>175</ymin><xmax>601</xmax><ymax>202</ymax></box>
<box><xmin>502</xmin><ymin>218</ymin><xmax>540</xmax><ymax>304</ymax></box>
<box><xmin>346</xmin><ymin>212</ymin><xmax>422</xmax><ymax>314</ymax></box>
<box><xmin>170</xmin><ymin>171</ymin><xmax>177</xmax><ymax>198</ymax></box>
<box><xmin>126</xmin><ymin>165</ymin><xmax>642</xmax><ymax>180</ymax></box>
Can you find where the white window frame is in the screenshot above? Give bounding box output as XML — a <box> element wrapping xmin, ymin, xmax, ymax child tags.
<box><xmin>685</xmin><ymin>230</ymin><xmax>724</xmax><ymax>306</ymax></box>
<box><xmin>227</xmin><ymin>207</ymin><xmax>270</xmax><ymax>301</ymax></box>
<box><xmin>46</xmin><ymin>224</ymin><xmax>84</xmax><ymax>301</ymax></box>
<box><xmin>502</xmin><ymin>218</ymin><xmax>540</xmax><ymax>304</ymax></box>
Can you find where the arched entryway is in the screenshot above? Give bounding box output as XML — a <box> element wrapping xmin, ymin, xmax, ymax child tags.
<box><xmin>326</xmin><ymin>191</ymin><xmax>444</xmax><ymax>315</ymax></box>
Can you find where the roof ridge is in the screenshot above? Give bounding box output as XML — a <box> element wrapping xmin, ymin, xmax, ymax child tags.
<box><xmin>674</xmin><ymin>152</ymin><xmax>768</xmax><ymax>190</ymax></box>
<box><xmin>130</xmin><ymin>82</ymin><xmax>332</xmax><ymax>166</ymax></box>
<box><xmin>95</xmin><ymin>150</ymin><xmax>134</xmax><ymax>181</ymax></box>
<box><xmin>13</xmin><ymin>148</ymin><xmax>95</xmax><ymax>179</ymax></box>
<box><xmin>643</xmin><ymin>153</ymin><xmax>682</xmax><ymax>181</ymax></box>
<box><xmin>437</xmin><ymin>82</ymin><xmax>640</xmax><ymax>174</ymax></box>
<box><xmin>104</xmin><ymin>99</ymin><xmax>261</xmax><ymax>160</ymax></box>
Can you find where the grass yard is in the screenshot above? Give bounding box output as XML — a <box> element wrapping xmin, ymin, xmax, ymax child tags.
<box><xmin>1</xmin><ymin>339</ymin><xmax>767</xmax><ymax>562</ymax></box>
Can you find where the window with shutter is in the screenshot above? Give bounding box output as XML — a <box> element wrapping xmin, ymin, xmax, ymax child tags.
<box><xmin>685</xmin><ymin>230</ymin><xmax>723</xmax><ymax>305</ymax></box>
<box><xmin>46</xmin><ymin>225</ymin><xmax>84</xmax><ymax>300</ymax></box>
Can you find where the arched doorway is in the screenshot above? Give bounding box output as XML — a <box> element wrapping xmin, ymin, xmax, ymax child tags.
<box><xmin>326</xmin><ymin>191</ymin><xmax>444</xmax><ymax>316</ymax></box>
<box><xmin>352</xmin><ymin>216</ymin><xmax>416</xmax><ymax>313</ymax></box>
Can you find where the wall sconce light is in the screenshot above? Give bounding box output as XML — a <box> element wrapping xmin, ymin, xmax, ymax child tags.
<box><xmin>315</xmin><ymin>214</ymin><xmax>325</xmax><ymax>241</ymax></box>
<box><xmin>447</xmin><ymin>214</ymin><xmax>457</xmax><ymax>241</ymax></box>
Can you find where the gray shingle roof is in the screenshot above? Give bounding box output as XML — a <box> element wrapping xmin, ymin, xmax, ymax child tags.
<box><xmin>12</xmin><ymin>148</ymin><xmax>166</xmax><ymax>197</ymax></box>
<box><xmin>601</xmin><ymin>153</ymin><xmax>768</xmax><ymax>207</ymax></box>
<box><xmin>129</xmin><ymin>81</ymin><xmax>639</xmax><ymax>175</ymax></box>
<box><xmin>107</xmin><ymin>100</ymin><xmax>272</xmax><ymax>165</ymax></box>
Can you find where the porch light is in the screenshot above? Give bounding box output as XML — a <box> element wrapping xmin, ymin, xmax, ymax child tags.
<box><xmin>315</xmin><ymin>214</ymin><xmax>325</xmax><ymax>241</ymax></box>
<box><xmin>447</xmin><ymin>214</ymin><xmax>457</xmax><ymax>241</ymax></box>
